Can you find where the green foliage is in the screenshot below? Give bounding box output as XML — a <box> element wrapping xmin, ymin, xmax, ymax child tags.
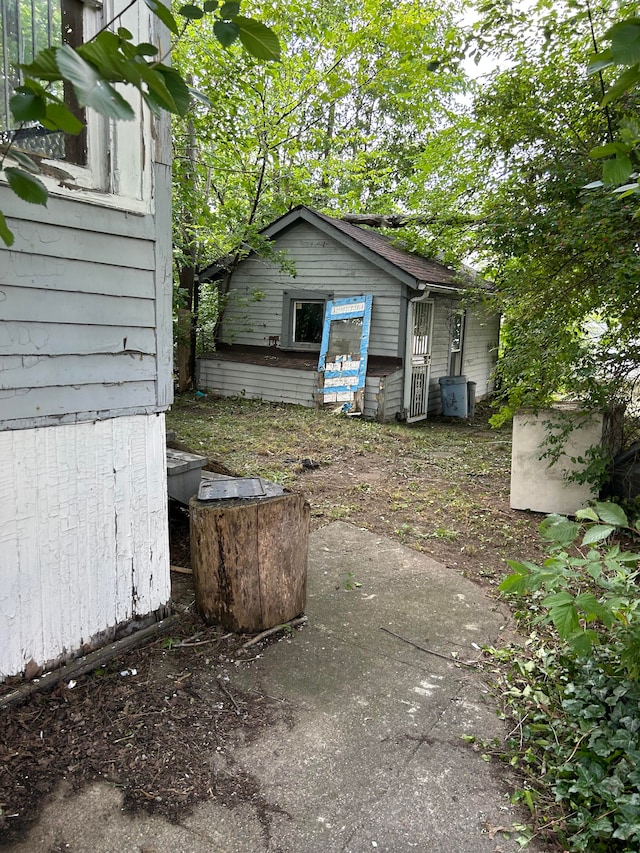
<box><xmin>0</xmin><ymin>0</ymin><xmax>280</xmax><ymax>245</ymax></box>
<box><xmin>492</xmin><ymin>499</ymin><xmax>640</xmax><ymax>849</ymax></box>
<box><xmin>470</xmin><ymin>1</ymin><xmax>640</xmax><ymax>421</ymax></box>
<box><xmin>587</xmin><ymin>17</ymin><xmax>640</xmax><ymax>194</ymax></box>
<box><xmin>500</xmin><ymin>501</ymin><xmax>640</xmax><ymax>677</ymax></box>
<box><xmin>492</xmin><ymin>640</ymin><xmax>640</xmax><ymax>851</ymax></box>
<box><xmin>171</xmin><ymin>0</ymin><xmax>477</xmax><ymax>344</ymax></box>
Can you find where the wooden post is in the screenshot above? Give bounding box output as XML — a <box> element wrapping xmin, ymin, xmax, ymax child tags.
<box><xmin>189</xmin><ymin>493</ymin><xmax>309</xmax><ymax>632</ymax></box>
<box><xmin>176</xmin><ymin>307</ymin><xmax>192</xmax><ymax>392</ymax></box>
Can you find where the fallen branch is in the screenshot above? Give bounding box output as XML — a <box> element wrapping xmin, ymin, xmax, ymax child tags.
<box><xmin>217</xmin><ymin>678</ymin><xmax>242</xmax><ymax>714</ymax></box>
<box><xmin>341</xmin><ymin>213</ymin><xmax>483</xmax><ymax>229</ymax></box>
<box><xmin>0</xmin><ymin>614</ymin><xmax>183</xmax><ymax>710</ymax></box>
<box><xmin>380</xmin><ymin>627</ymin><xmax>480</xmax><ymax>669</ymax></box>
<box><xmin>237</xmin><ymin>616</ymin><xmax>308</xmax><ymax>653</ymax></box>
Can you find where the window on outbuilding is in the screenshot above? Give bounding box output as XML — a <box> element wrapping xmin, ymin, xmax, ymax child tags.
<box><xmin>1</xmin><ymin>0</ymin><xmax>87</xmax><ymax>164</ymax></box>
<box><xmin>281</xmin><ymin>291</ymin><xmax>331</xmax><ymax>351</ymax></box>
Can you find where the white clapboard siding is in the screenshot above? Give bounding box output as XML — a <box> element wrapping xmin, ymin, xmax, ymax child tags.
<box><xmin>0</xmin><ymin>413</ymin><xmax>170</xmax><ymax>680</ymax></box>
<box><xmin>462</xmin><ymin>308</ymin><xmax>501</xmax><ymax>398</ymax></box>
<box><xmin>0</xmin><ymin>165</ymin><xmax>171</xmax><ymax>428</ymax></box>
<box><xmin>219</xmin><ymin>222</ymin><xmax>405</xmax><ymax>359</ymax></box>
<box><xmin>198</xmin><ymin>358</ymin><xmax>317</xmax><ymax>406</ymax></box>
<box><xmin>0</xmin><ymin>323</ymin><xmax>156</xmax><ymax>356</ymax></box>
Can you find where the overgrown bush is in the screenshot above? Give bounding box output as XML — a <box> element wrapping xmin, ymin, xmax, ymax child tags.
<box><xmin>493</xmin><ymin>502</ymin><xmax>640</xmax><ymax>851</ymax></box>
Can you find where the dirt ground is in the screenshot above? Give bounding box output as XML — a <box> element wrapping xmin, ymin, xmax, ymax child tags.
<box><xmin>0</xmin><ymin>397</ymin><xmax>548</xmax><ymax>846</ymax></box>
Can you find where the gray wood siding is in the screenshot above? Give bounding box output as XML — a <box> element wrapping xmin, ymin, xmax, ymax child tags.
<box><xmin>198</xmin><ymin>356</ymin><xmax>395</xmax><ymax>421</ymax></box>
<box><xmin>363</xmin><ymin>376</ymin><xmax>380</xmax><ymax>420</ymax></box>
<box><xmin>462</xmin><ymin>307</ymin><xmax>500</xmax><ymax>399</ymax></box>
<box><xmin>219</xmin><ymin>222</ymin><xmax>406</xmax><ymax>359</ymax></box>
<box><xmin>197</xmin><ymin>358</ymin><xmax>317</xmax><ymax>407</ymax></box>
<box><xmin>362</xmin><ymin>369</ymin><xmax>403</xmax><ymax>422</ymax></box>
<box><xmin>0</xmin><ymin>176</ymin><xmax>171</xmax><ymax>430</ymax></box>
<box><xmin>380</xmin><ymin>369</ymin><xmax>404</xmax><ymax>422</ymax></box>
<box><xmin>425</xmin><ymin>299</ymin><xmax>498</xmax><ymax>413</ymax></box>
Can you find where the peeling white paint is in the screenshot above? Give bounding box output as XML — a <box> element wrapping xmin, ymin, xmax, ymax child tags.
<box><xmin>0</xmin><ymin>413</ymin><xmax>170</xmax><ymax>680</ymax></box>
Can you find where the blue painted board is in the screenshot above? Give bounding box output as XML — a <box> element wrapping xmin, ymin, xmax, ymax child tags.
<box><xmin>317</xmin><ymin>295</ymin><xmax>373</xmax><ymax>409</ymax></box>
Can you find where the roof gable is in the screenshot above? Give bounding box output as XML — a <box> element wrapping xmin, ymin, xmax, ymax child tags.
<box><xmin>201</xmin><ymin>205</ymin><xmax>478</xmax><ymax>292</ymax></box>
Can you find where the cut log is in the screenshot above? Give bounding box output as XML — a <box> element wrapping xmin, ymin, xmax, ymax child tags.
<box><xmin>189</xmin><ymin>492</ymin><xmax>309</xmax><ymax>632</ymax></box>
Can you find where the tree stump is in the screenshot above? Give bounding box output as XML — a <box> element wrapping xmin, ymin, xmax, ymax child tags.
<box><xmin>189</xmin><ymin>492</ymin><xmax>309</xmax><ymax>632</ymax></box>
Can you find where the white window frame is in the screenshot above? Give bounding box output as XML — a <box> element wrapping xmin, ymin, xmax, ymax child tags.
<box><xmin>1</xmin><ymin>0</ymin><xmax>157</xmax><ymax>213</ymax></box>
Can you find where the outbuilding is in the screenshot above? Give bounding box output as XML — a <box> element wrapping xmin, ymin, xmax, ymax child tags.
<box><xmin>198</xmin><ymin>206</ymin><xmax>499</xmax><ymax>421</ymax></box>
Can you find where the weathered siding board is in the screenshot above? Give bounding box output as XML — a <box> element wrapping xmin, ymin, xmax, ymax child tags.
<box><xmin>198</xmin><ymin>358</ymin><xmax>317</xmax><ymax>406</ymax></box>
<box><xmin>0</xmin><ymin>414</ymin><xmax>170</xmax><ymax>679</ymax></box>
<box><xmin>462</xmin><ymin>308</ymin><xmax>500</xmax><ymax>399</ymax></box>
<box><xmin>8</xmin><ymin>219</ymin><xmax>155</xmax><ymax>270</ymax></box>
<box><xmin>4</xmin><ymin>251</ymin><xmax>155</xmax><ymax>298</ymax></box>
<box><xmin>0</xmin><ymin>353</ymin><xmax>156</xmax><ymax>389</ymax></box>
<box><xmin>0</xmin><ymin>323</ymin><xmax>156</xmax><ymax>356</ymax></box>
<box><xmin>2</xmin><ymin>285</ymin><xmax>155</xmax><ymax>328</ymax></box>
<box><xmin>219</xmin><ymin>222</ymin><xmax>405</xmax><ymax>359</ymax></box>
<box><xmin>0</xmin><ymin>381</ymin><xmax>157</xmax><ymax>422</ymax></box>
<box><xmin>0</xmin><ymin>190</ymin><xmax>157</xmax><ymax>239</ymax></box>
<box><xmin>379</xmin><ymin>369</ymin><xmax>404</xmax><ymax>422</ymax></box>
<box><xmin>363</xmin><ymin>376</ymin><xmax>381</xmax><ymax>420</ymax></box>
<box><xmin>153</xmin><ymin>162</ymin><xmax>174</xmax><ymax>408</ymax></box>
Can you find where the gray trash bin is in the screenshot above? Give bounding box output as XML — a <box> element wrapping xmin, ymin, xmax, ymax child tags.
<box><xmin>439</xmin><ymin>376</ymin><xmax>468</xmax><ymax>417</ymax></box>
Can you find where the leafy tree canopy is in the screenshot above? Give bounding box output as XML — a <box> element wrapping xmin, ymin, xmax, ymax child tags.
<box><xmin>468</xmin><ymin>0</ymin><xmax>640</xmax><ymax>425</ymax></box>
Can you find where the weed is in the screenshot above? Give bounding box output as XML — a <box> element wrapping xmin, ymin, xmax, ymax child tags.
<box><xmin>343</xmin><ymin>572</ymin><xmax>362</xmax><ymax>590</ymax></box>
<box><xmin>328</xmin><ymin>505</ymin><xmax>355</xmax><ymax>520</ymax></box>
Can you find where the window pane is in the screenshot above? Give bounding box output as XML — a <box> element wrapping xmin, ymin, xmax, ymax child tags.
<box><xmin>294</xmin><ymin>301</ymin><xmax>324</xmax><ymax>344</ymax></box>
<box><xmin>451</xmin><ymin>314</ymin><xmax>463</xmax><ymax>352</ymax></box>
<box><xmin>0</xmin><ymin>0</ymin><xmax>85</xmax><ymax>162</ymax></box>
<box><xmin>327</xmin><ymin>317</ymin><xmax>363</xmax><ymax>361</ymax></box>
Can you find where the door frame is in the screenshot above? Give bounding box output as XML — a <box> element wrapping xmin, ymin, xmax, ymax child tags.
<box><xmin>403</xmin><ymin>296</ymin><xmax>434</xmax><ymax>423</ymax></box>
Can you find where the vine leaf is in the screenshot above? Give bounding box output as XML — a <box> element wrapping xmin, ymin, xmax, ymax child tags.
<box><xmin>4</xmin><ymin>168</ymin><xmax>49</xmax><ymax>206</ymax></box>
<box><xmin>0</xmin><ymin>211</ymin><xmax>14</xmax><ymax>247</ymax></box>
<box><xmin>56</xmin><ymin>45</ymin><xmax>135</xmax><ymax>120</ymax></box>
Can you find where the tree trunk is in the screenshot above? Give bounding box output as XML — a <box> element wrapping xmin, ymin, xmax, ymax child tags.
<box><xmin>190</xmin><ymin>493</ymin><xmax>309</xmax><ymax>632</ymax></box>
<box><xmin>176</xmin><ymin>307</ymin><xmax>192</xmax><ymax>392</ymax></box>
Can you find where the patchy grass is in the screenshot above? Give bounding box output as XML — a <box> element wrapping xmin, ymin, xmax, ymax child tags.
<box><xmin>166</xmin><ymin>392</ymin><xmax>545</xmax><ymax>587</ymax></box>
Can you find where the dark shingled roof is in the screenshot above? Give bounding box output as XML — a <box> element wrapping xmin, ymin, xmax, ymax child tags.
<box><xmin>200</xmin><ymin>205</ymin><xmax>485</xmax><ymax>291</ymax></box>
<box><xmin>307</xmin><ymin>208</ymin><xmax>464</xmax><ymax>287</ymax></box>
